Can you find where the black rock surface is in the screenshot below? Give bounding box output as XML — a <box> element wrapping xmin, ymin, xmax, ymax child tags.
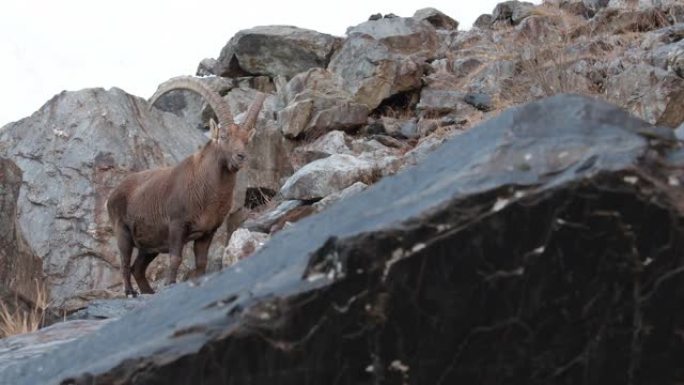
<box><xmin>2</xmin><ymin>94</ymin><xmax>684</xmax><ymax>385</ymax></box>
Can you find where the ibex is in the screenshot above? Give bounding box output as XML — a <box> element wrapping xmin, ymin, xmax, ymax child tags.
<box><xmin>107</xmin><ymin>76</ymin><xmax>266</xmax><ymax>296</ymax></box>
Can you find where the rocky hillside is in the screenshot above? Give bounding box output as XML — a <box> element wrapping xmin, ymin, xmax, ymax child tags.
<box><xmin>1</xmin><ymin>1</ymin><xmax>684</xmax><ymax>383</ymax></box>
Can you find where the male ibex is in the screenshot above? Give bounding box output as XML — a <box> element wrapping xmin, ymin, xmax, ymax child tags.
<box><xmin>107</xmin><ymin>76</ymin><xmax>266</xmax><ymax>296</ymax></box>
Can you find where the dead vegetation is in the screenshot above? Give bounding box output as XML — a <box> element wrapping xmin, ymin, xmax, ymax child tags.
<box><xmin>497</xmin><ymin>4</ymin><xmax>622</xmax><ymax>108</ymax></box>
<box><xmin>0</xmin><ymin>280</ymin><xmax>49</xmax><ymax>338</ymax></box>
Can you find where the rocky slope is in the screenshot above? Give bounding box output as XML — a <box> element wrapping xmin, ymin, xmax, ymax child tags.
<box><xmin>3</xmin><ymin>93</ymin><xmax>684</xmax><ymax>384</ymax></box>
<box><xmin>1</xmin><ymin>0</ymin><xmax>684</xmax><ymax>382</ymax></box>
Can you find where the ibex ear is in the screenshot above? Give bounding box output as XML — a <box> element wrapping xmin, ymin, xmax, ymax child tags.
<box><xmin>209</xmin><ymin>119</ymin><xmax>219</xmax><ymax>141</ymax></box>
<box><xmin>248</xmin><ymin>127</ymin><xmax>257</xmax><ymax>141</ymax></box>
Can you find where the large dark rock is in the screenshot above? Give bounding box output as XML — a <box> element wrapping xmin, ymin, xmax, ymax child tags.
<box><xmin>2</xmin><ymin>95</ymin><xmax>684</xmax><ymax>385</ymax></box>
<box><xmin>214</xmin><ymin>26</ymin><xmax>341</xmax><ymax>78</ymax></box>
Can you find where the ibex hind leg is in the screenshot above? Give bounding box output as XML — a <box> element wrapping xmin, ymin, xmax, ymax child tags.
<box><xmin>132</xmin><ymin>250</ymin><xmax>158</xmax><ymax>294</ymax></box>
<box><xmin>115</xmin><ymin>224</ymin><xmax>137</xmax><ymax>297</ymax></box>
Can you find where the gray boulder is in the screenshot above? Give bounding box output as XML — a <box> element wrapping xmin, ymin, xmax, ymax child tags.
<box><xmin>413</xmin><ymin>8</ymin><xmax>459</xmax><ymax>30</ymax></box>
<box><xmin>473</xmin><ymin>13</ymin><xmax>494</xmax><ymax>28</ymax></box>
<box><xmin>329</xmin><ymin>17</ymin><xmax>438</xmax><ymax>110</ymax></box>
<box><xmin>222</xmin><ymin>229</ymin><xmax>270</xmax><ymax>267</ymax></box>
<box><xmin>277</xmin><ymin>69</ymin><xmax>369</xmax><ymax>139</ymax></box>
<box><xmin>196</xmin><ymin>58</ymin><xmax>217</xmax><ymax>76</ymax></box>
<box><xmin>214</xmin><ymin>26</ymin><xmax>341</xmax><ymax>78</ymax></box>
<box><xmin>464</xmin><ymin>92</ymin><xmax>494</xmax><ymax>111</ymax></box>
<box><xmin>291</xmin><ymin>130</ymin><xmax>353</xmax><ymax>167</ymax></box>
<box><xmin>345</xmin><ymin>16</ymin><xmax>439</xmax><ymax>55</ymax></box>
<box><xmin>279</xmin><ymin>154</ymin><xmax>378</xmax><ymax>200</ymax></box>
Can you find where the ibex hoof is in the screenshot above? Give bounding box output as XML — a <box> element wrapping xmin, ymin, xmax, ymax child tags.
<box><xmin>125</xmin><ymin>289</ymin><xmax>139</xmax><ymax>298</ymax></box>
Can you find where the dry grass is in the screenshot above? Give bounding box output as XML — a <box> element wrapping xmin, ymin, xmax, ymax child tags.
<box><xmin>500</xmin><ymin>6</ymin><xmax>610</xmax><ymax>108</ymax></box>
<box><xmin>0</xmin><ymin>280</ymin><xmax>49</xmax><ymax>338</ymax></box>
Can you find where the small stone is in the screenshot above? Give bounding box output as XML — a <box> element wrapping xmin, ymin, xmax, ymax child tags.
<box><xmin>464</xmin><ymin>93</ymin><xmax>493</xmax><ymax>112</ymax></box>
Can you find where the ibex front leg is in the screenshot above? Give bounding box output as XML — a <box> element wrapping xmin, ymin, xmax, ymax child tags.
<box><xmin>188</xmin><ymin>231</ymin><xmax>215</xmax><ymax>280</ymax></box>
<box><xmin>167</xmin><ymin>222</ymin><xmax>186</xmax><ymax>285</ymax></box>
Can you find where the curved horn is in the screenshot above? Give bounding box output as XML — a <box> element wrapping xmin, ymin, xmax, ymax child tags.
<box><xmin>149</xmin><ymin>76</ymin><xmax>234</xmax><ymax>127</ymax></box>
<box><xmin>241</xmin><ymin>93</ymin><xmax>267</xmax><ymax>132</ymax></box>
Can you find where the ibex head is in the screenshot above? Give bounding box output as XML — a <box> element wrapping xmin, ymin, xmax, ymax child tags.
<box><xmin>208</xmin><ymin>93</ymin><xmax>267</xmax><ymax>171</ymax></box>
<box><xmin>150</xmin><ymin>76</ymin><xmax>267</xmax><ymax>171</ymax></box>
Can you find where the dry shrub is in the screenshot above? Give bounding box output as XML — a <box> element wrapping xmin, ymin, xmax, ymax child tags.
<box><xmin>0</xmin><ymin>280</ymin><xmax>49</xmax><ymax>338</ymax></box>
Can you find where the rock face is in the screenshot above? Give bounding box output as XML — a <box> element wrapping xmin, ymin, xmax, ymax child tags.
<box><xmin>0</xmin><ymin>158</ymin><xmax>44</xmax><ymax>304</ymax></box>
<box><xmin>214</xmin><ymin>26</ymin><xmax>341</xmax><ymax>78</ymax></box>
<box><xmin>329</xmin><ymin>17</ymin><xmax>438</xmax><ymax>110</ymax></box>
<box><xmin>0</xmin><ymin>88</ymin><xmax>209</xmax><ymax>304</ymax></box>
<box><xmin>605</xmin><ymin>64</ymin><xmax>684</xmax><ymax>127</ymax></box>
<box><xmin>291</xmin><ymin>130</ymin><xmax>353</xmax><ymax>167</ymax></box>
<box><xmin>278</xmin><ymin>69</ymin><xmax>369</xmax><ymax>139</ymax></box>
<box><xmin>2</xmin><ymin>95</ymin><xmax>684</xmax><ymax>385</ymax></box>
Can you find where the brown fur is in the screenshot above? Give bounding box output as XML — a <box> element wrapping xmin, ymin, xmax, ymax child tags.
<box><xmin>107</xmin><ymin>78</ymin><xmax>265</xmax><ymax>296</ymax></box>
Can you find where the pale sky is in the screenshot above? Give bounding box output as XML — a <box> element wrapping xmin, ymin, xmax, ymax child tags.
<box><xmin>0</xmin><ymin>0</ymin><xmax>539</xmax><ymax>127</ymax></box>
